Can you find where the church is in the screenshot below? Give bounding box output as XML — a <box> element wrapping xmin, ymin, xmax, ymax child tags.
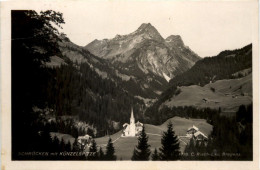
<box><xmin>122</xmin><ymin>107</ymin><xmax>143</xmax><ymax>137</ymax></box>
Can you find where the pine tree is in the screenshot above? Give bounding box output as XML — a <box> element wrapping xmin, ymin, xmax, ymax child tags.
<box><xmin>59</xmin><ymin>138</ymin><xmax>66</xmax><ymax>152</ymax></box>
<box><xmin>131</xmin><ymin>148</ymin><xmax>139</xmax><ymax>160</ymax></box>
<box><xmin>104</xmin><ymin>138</ymin><xmax>116</xmax><ymax>160</ymax></box>
<box><xmin>72</xmin><ymin>137</ymin><xmax>80</xmax><ymax>152</ymax></box>
<box><xmin>184</xmin><ymin>136</ymin><xmax>196</xmax><ymax>160</ymax></box>
<box><xmin>159</xmin><ymin>121</ymin><xmax>180</xmax><ymax>160</ymax></box>
<box><xmin>152</xmin><ymin>148</ymin><xmax>159</xmax><ymax>161</ymax></box>
<box><xmin>88</xmin><ymin>139</ymin><xmax>98</xmax><ymax>160</ymax></box>
<box><xmin>199</xmin><ymin>140</ymin><xmax>207</xmax><ymax>160</ymax></box>
<box><xmin>52</xmin><ymin>135</ymin><xmax>60</xmax><ymax>152</ymax></box>
<box><xmin>131</xmin><ymin>127</ymin><xmax>151</xmax><ymax>160</ymax></box>
<box><xmin>65</xmin><ymin>141</ymin><xmax>72</xmax><ymax>152</ymax></box>
<box><xmin>98</xmin><ymin>147</ymin><xmax>105</xmax><ymax>160</ymax></box>
<box><xmin>40</xmin><ymin>131</ymin><xmax>53</xmax><ymax>152</ymax></box>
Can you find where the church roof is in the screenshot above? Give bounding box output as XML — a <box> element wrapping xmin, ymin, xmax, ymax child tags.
<box><xmin>78</xmin><ymin>134</ymin><xmax>92</xmax><ymax>141</ymax></box>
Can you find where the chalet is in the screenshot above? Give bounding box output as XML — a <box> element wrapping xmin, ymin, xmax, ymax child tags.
<box><xmin>77</xmin><ymin>134</ymin><xmax>92</xmax><ymax>149</ymax></box>
<box><xmin>194</xmin><ymin>131</ymin><xmax>208</xmax><ymax>141</ymax></box>
<box><xmin>186</xmin><ymin>125</ymin><xmax>208</xmax><ymax>141</ymax></box>
<box><xmin>202</xmin><ymin>98</ymin><xmax>208</xmax><ymax>103</ymax></box>
<box><xmin>187</xmin><ymin>125</ymin><xmax>199</xmax><ymax>135</ymax></box>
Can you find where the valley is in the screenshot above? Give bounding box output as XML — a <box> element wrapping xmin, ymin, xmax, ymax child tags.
<box><xmin>11</xmin><ymin>10</ymin><xmax>253</xmax><ymax>161</ymax></box>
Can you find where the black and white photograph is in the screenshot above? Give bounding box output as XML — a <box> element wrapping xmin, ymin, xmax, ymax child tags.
<box><xmin>1</xmin><ymin>0</ymin><xmax>259</xmax><ymax>169</ymax></box>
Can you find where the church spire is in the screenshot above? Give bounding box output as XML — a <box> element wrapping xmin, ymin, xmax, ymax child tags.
<box><xmin>131</xmin><ymin>107</ymin><xmax>134</xmax><ymax>119</ymax></box>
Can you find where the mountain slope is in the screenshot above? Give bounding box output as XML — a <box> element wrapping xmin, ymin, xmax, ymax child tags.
<box><xmin>86</xmin><ymin>23</ymin><xmax>200</xmax><ymax>78</ymax></box>
<box><xmin>85</xmin><ymin>23</ymin><xmax>200</xmax><ymax>99</ymax></box>
<box><xmin>35</xmin><ymin>36</ymin><xmax>149</xmax><ymax>137</ymax></box>
<box><xmin>57</xmin><ymin>36</ymin><xmax>167</xmax><ymax>101</ymax></box>
<box><xmin>145</xmin><ymin>44</ymin><xmax>252</xmax><ymax>121</ymax></box>
<box><xmin>161</xmin><ymin>73</ymin><xmax>252</xmax><ymax>113</ymax></box>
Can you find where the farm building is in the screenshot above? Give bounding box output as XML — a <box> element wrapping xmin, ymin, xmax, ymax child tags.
<box><xmin>194</xmin><ymin>131</ymin><xmax>208</xmax><ymax>141</ymax></box>
<box><xmin>77</xmin><ymin>134</ymin><xmax>92</xmax><ymax>149</ymax></box>
<box><xmin>186</xmin><ymin>125</ymin><xmax>208</xmax><ymax>141</ymax></box>
<box><xmin>187</xmin><ymin>125</ymin><xmax>199</xmax><ymax>135</ymax></box>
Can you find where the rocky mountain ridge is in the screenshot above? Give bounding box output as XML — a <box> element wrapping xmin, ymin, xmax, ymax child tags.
<box><xmin>85</xmin><ymin>23</ymin><xmax>201</xmax><ymax>81</ymax></box>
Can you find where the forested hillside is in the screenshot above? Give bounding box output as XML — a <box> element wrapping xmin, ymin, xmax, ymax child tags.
<box><xmin>11</xmin><ymin>10</ymin><xmax>144</xmax><ymax>159</ymax></box>
<box><xmin>145</xmin><ymin>44</ymin><xmax>252</xmax><ymax>123</ymax></box>
<box><xmin>59</xmin><ymin>37</ymin><xmax>168</xmax><ymax>100</ymax></box>
<box><xmin>44</xmin><ymin>62</ymin><xmax>145</xmax><ymax>136</ymax></box>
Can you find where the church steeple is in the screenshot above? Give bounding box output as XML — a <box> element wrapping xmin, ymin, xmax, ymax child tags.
<box><xmin>130</xmin><ymin>107</ymin><xmax>135</xmax><ymax>126</ymax></box>
<box><xmin>129</xmin><ymin>106</ymin><xmax>136</xmax><ymax>136</ymax></box>
<box><xmin>130</xmin><ymin>107</ymin><xmax>134</xmax><ymax>120</ymax></box>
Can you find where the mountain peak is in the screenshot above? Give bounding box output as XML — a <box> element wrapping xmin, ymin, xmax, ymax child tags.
<box><xmin>135</xmin><ymin>23</ymin><xmax>163</xmax><ymax>41</ymax></box>
<box><xmin>137</xmin><ymin>23</ymin><xmax>158</xmax><ymax>33</ymax></box>
<box><xmin>138</xmin><ymin>23</ymin><xmax>153</xmax><ymax>30</ymax></box>
<box><xmin>165</xmin><ymin>35</ymin><xmax>184</xmax><ymax>46</ymax></box>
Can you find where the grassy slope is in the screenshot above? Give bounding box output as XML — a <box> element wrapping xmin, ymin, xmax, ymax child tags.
<box><xmin>162</xmin><ymin>74</ymin><xmax>252</xmax><ymax>113</ymax></box>
<box><xmin>50</xmin><ymin>116</ymin><xmax>212</xmax><ymax>160</ymax></box>
<box><xmin>95</xmin><ymin>116</ymin><xmax>212</xmax><ymax>160</ymax></box>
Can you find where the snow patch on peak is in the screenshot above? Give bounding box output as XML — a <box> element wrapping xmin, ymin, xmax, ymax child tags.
<box><xmin>163</xmin><ymin>72</ymin><xmax>171</xmax><ymax>82</ymax></box>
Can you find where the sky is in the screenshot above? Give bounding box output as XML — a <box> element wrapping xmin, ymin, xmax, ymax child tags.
<box><xmin>38</xmin><ymin>1</ymin><xmax>255</xmax><ymax>57</ymax></box>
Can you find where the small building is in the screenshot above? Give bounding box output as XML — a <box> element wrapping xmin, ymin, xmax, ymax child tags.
<box><xmin>135</xmin><ymin>121</ymin><xmax>143</xmax><ymax>135</ymax></box>
<box><xmin>202</xmin><ymin>98</ymin><xmax>208</xmax><ymax>103</ymax></box>
<box><xmin>186</xmin><ymin>125</ymin><xmax>208</xmax><ymax>142</ymax></box>
<box><xmin>77</xmin><ymin>134</ymin><xmax>92</xmax><ymax>150</ymax></box>
<box><xmin>187</xmin><ymin>125</ymin><xmax>199</xmax><ymax>135</ymax></box>
<box><xmin>194</xmin><ymin>131</ymin><xmax>208</xmax><ymax>141</ymax></box>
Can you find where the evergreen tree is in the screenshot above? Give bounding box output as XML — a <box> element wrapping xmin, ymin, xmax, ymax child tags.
<box><xmin>88</xmin><ymin>139</ymin><xmax>98</xmax><ymax>160</ymax></box>
<box><xmin>52</xmin><ymin>135</ymin><xmax>60</xmax><ymax>152</ymax></box>
<box><xmin>87</xmin><ymin>128</ymin><xmax>95</xmax><ymax>138</ymax></box>
<box><xmin>152</xmin><ymin>148</ymin><xmax>159</xmax><ymax>161</ymax></box>
<box><xmin>40</xmin><ymin>131</ymin><xmax>53</xmax><ymax>152</ymax></box>
<box><xmin>72</xmin><ymin>138</ymin><xmax>80</xmax><ymax>152</ymax></box>
<box><xmin>131</xmin><ymin>148</ymin><xmax>139</xmax><ymax>161</ymax></box>
<box><xmin>199</xmin><ymin>140</ymin><xmax>207</xmax><ymax>160</ymax></box>
<box><xmin>98</xmin><ymin>147</ymin><xmax>105</xmax><ymax>160</ymax></box>
<box><xmin>159</xmin><ymin>122</ymin><xmax>180</xmax><ymax>160</ymax></box>
<box><xmin>131</xmin><ymin>127</ymin><xmax>151</xmax><ymax>160</ymax></box>
<box><xmin>183</xmin><ymin>137</ymin><xmax>196</xmax><ymax>160</ymax></box>
<box><xmin>12</xmin><ymin>10</ymin><xmax>65</xmax><ymax>159</ymax></box>
<box><xmin>65</xmin><ymin>141</ymin><xmax>72</xmax><ymax>152</ymax></box>
<box><xmin>104</xmin><ymin>138</ymin><xmax>116</xmax><ymax>160</ymax></box>
<box><xmin>59</xmin><ymin>138</ymin><xmax>66</xmax><ymax>152</ymax></box>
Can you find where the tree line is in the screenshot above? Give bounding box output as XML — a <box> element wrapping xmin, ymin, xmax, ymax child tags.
<box><xmin>183</xmin><ymin>104</ymin><xmax>252</xmax><ymax>160</ymax></box>
<box><xmin>145</xmin><ymin>106</ymin><xmax>220</xmax><ymax>125</ymax></box>
<box><xmin>146</xmin><ymin>43</ymin><xmax>252</xmax><ymax>119</ymax></box>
